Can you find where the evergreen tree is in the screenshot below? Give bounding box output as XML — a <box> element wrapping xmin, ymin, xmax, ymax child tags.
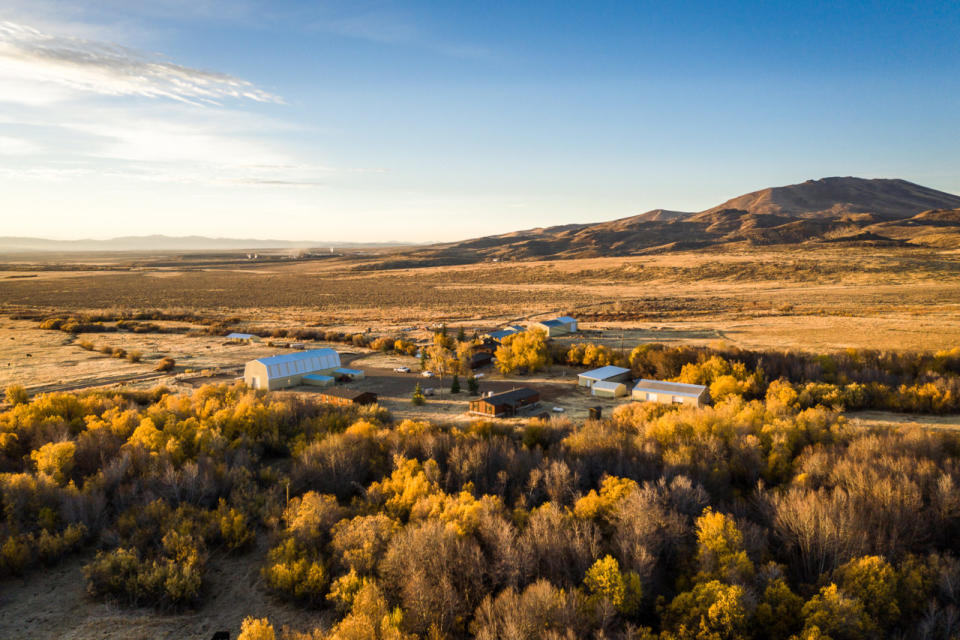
<box><xmin>450</xmin><ymin>374</ymin><xmax>460</xmax><ymax>394</ymax></box>
<box><xmin>412</xmin><ymin>383</ymin><xmax>425</xmax><ymax>406</ymax></box>
<box><xmin>457</xmin><ymin>326</ymin><xmax>466</xmax><ymax>342</ymax></box>
<box><xmin>419</xmin><ymin>349</ymin><xmax>427</xmax><ymax>370</ymax></box>
<box><xmin>467</xmin><ymin>375</ymin><xmax>479</xmax><ymax>395</ymax></box>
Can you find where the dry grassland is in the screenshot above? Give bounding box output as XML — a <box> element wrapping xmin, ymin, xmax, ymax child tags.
<box><xmin>1</xmin><ymin>245</ymin><xmax>959</xmax><ymax>398</ymax></box>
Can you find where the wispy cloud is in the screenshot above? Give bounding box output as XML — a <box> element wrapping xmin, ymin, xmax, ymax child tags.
<box><xmin>0</xmin><ymin>21</ymin><xmax>280</xmax><ymax>105</ymax></box>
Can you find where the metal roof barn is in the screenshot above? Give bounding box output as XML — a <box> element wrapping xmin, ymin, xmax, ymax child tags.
<box><xmin>577</xmin><ymin>365</ymin><xmax>632</xmax><ymax>388</ymax></box>
<box><xmin>244</xmin><ymin>348</ymin><xmax>341</xmax><ymax>390</ymax></box>
<box><xmin>632</xmin><ymin>379</ymin><xmax>709</xmax><ymax>407</ymax></box>
<box><xmin>591</xmin><ymin>380</ymin><xmax>628</xmax><ymax>398</ymax></box>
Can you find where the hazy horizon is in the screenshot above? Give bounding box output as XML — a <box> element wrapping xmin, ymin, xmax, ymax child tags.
<box><xmin>2</xmin><ymin>1</ymin><xmax>959</xmax><ymax>243</ymax></box>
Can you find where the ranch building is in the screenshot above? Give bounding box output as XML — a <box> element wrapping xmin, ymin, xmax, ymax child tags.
<box><xmin>577</xmin><ymin>365</ymin><xmax>633</xmax><ymax>388</ymax></box>
<box><xmin>632</xmin><ymin>379</ymin><xmax>709</xmax><ymax>407</ymax></box>
<box><xmin>318</xmin><ymin>388</ymin><xmax>379</xmax><ymax>406</ymax></box>
<box><xmin>244</xmin><ymin>348</ymin><xmax>341</xmax><ymax>390</ymax></box>
<box><xmin>591</xmin><ymin>380</ymin><xmax>628</xmax><ymax>398</ymax></box>
<box><xmin>469</xmin><ymin>388</ymin><xmax>540</xmax><ymax>417</ymax></box>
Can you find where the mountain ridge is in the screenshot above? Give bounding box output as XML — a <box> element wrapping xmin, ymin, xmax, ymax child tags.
<box><xmin>392</xmin><ymin>177</ymin><xmax>960</xmax><ymax>264</ymax></box>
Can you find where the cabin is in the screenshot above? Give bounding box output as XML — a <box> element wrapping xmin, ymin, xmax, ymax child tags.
<box><xmin>591</xmin><ymin>380</ymin><xmax>628</xmax><ymax>398</ymax></box>
<box><xmin>318</xmin><ymin>388</ymin><xmax>378</xmax><ymax>406</ymax></box>
<box><xmin>632</xmin><ymin>379</ymin><xmax>709</xmax><ymax>407</ymax></box>
<box><xmin>244</xmin><ymin>349</ymin><xmax>340</xmax><ymax>390</ymax></box>
<box><xmin>468</xmin><ymin>352</ymin><xmax>493</xmax><ymax>369</ymax></box>
<box><xmin>469</xmin><ymin>388</ymin><xmax>540</xmax><ymax>417</ymax></box>
<box><xmin>577</xmin><ymin>365</ymin><xmax>632</xmax><ymax>388</ymax></box>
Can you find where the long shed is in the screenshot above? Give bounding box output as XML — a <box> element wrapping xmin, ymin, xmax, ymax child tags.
<box><xmin>469</xmin><ymin>388</ymin><xmax>540</xmax><ymax>417</ymax></box>
<box><xmin>318</xmin><ymin>388</ymin><xmax>378</xmax><ymax>406</ymax></box>
<box><xmin>244</xmin><ymin>349</ymin><xmax>341</xmax><ymax>390</ymax></box>
<box><xmin>632</xmin><ymin>379</ymin><xmax>709</xmax><ymax>407</ymax></box>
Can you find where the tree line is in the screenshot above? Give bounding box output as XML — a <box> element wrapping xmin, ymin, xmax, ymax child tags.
<box><xmin>2</xmin><ymin>377</ymin><xmax>960</xmax><ymax>638</ymax></box>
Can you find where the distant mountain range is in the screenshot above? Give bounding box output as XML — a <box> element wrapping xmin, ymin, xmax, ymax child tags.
<box><xmin>0</xmin><ymin>235</ymin><xmax>413</xmax><ymax>253</ymax></box>
<box><xmin>6</xmin><ymin>177</ymin><xmax>959</xmax><ymax>259</ymax></box>
<box><xmin>388</xmin><ymin>177</ymin><xmax>960</xmax><ymax>263</ymax></box>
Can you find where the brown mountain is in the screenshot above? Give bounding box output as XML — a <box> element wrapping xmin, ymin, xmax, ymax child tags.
<box><xmin>368</xmin><ymin>177</ymin><xmax>960</xmax><ymax>266</ymax></box>
<box><xmin>701</xmin><ymin>177</ymin><xmax>960</xmax><ymax>220</ymax></box>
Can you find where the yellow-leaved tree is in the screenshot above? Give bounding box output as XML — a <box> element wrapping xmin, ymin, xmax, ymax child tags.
<box><xmin>495</xmin><ymin>329</ymin><xmax>549</xmax><ymax>375</ymax></box>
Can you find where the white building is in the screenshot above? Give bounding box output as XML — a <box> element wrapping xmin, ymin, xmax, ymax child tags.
<box><xmin>577</xmin><ymin>365</ymin><xmax>632</xmax><ymax>388</ymax></box>
<box><xmin>591</xmin><ymin>380</ymin><xmax>628</xmax><ymax>398</ymax></box>
<box><xmin>632</xmin><ymin>379</ymin><xmax>709</xmax><ymax>407</ymax></box>
<box><xmin>244</xmin><ymin>349</ymin><xmax>341</xmax><ymax>390</ymax></box>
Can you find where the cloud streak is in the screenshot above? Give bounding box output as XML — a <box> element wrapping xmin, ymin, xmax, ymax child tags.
<box><xmin>0</xmin><ymin>21</ymin><xmax>280</xmax><ymax>105</ymax></box>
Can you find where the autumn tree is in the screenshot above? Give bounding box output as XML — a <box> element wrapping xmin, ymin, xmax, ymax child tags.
<box><xmin>495</xmin><ymin>329</ymin><xmax>549</xmax><ymax>375</ymax></box>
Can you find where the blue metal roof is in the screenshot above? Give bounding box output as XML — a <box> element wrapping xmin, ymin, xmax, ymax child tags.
<box><xmin>334</xmin><ymin>368</ymin><xmax>363</xmax><ymax>375</ymax></box>
<box><xmin>539</xmin><ymin>319</ymin><xmax>565</xmax><ymax>327</ymax></box>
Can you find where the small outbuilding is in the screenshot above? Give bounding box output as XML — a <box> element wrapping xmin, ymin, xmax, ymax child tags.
<box><xmin>533</xmin><ymin>316</ymin><xmax>577</xmax><ymax>337</ymax></box>
<box><xmin>577</xmin><ymin>365</ymin><xmax>632</xmax><ymax>388</ymax></box>
<box><xmin>632</xmin><ymin>379</ymin><xmax>709</xmax><ymax>407</ymax></box>
<box><xmin>244</xmin><ymin>348</ymin><xmax>341</xmax><ymax>390</ymax></box>
<box><xmin>302</xmin><ymin>374</ymin><xmax>335</xmax><ymax>387</ymax></box>
<box><xmin>333</xmin><ymin>367</ymin><xmax>365</xmax><ymax>381</ymax></box>
<box><xmin>318</xmin><ymin>388</ymin><xmax>378</xmax><ymax>406</ymax></box>
<box><xmin>591</xmin><ymin>380</ymin><xmax>628</xmax><ymax>398</ymax></box>
<box><xmin>226</xmin><ymin>332</ymin><xmax>261</xmax><ymax>343</ymax></box>
<box><xmin>469</xmin><ymin>388</ymin><xmax>540</xmax><ymax>417</ymax></box>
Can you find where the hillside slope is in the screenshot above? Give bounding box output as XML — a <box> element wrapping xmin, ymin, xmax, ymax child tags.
<box><xmin>378</xmin><ymin>177</ymin><xmax>960</xmax><ymax>265</ymax></box>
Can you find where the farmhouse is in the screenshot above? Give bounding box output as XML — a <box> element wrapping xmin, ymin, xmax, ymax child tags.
<box><xmin>591</xmin><ymin>380</ymin><xmax>628</xmax><ymax>398</ymax></box>
<box><xmin>318</xmin><ymin>388</ymin><xmax>378</xmax><ymax>406</ymax></box>
<box><xmin>243</xmin><ymin>348</ymin><xmax>341</xmax><ymax>390</ymax></box>
<box><xmin>577</xmin><ymin>365</ymin><xmax>632</xmax><ymax>388</ymax></box>
<box><xmin>469</xmin><ymin>388</ymin><xmax>540</xmax><ymax>417</ymax></box>
<box><xmin>533</xmin><ymin>316</ymin><xmax>578</xmax><ymax>337</ymax></box>
<box><xmin>632</xmin><ymin>379</ymin><xmax>709</xmax><ymax>407</ymax></box>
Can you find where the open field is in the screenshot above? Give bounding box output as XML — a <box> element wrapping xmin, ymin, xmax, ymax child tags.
<box><xmin>2</xmin><ymin>244</ymin><xmax>959</xmax><ymax>423</ymax></box>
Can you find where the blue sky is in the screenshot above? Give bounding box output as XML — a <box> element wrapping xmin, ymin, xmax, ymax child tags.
<box><xmin>1</xmin><ymin>1</ymin><xmax>958</xmax><ymax>242</ymax></box>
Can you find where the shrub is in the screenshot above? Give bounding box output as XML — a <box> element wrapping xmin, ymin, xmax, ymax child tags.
<box><xmin>4</xmin><ymin>384</ymin><xmax>28</xmax><ymax>406</ymax></box>
<box><xmin>237</xmin><ymin>617</ymin><xmax>275</xmax><ymax>640</ymax></box>
<box><xmin>30</xmin><ymin>441</ymin><xmax>76</xmax><ymax>485</ymax></box>
<box><xmin>155</xmin><ymin>357</ymin><xmax>176</xmax><ymax>372</ymax></box>
<box><xmin>127</xmin><ymin>351</ymin><xmax>142</xmax><ymax>363</ymax></box>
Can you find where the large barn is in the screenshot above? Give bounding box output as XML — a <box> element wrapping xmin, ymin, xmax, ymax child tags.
<box><xmin>632</xmin><ymin>379</ymin><xmax>709</xmax><ymax>407</ymax></box>
<box><xmin>244</xmin><ymin>349</ymin><xmax>341</xmax><ymax>390</ymax></box>
<box><xmin>577</xmin><ymin>365</ymin><xmax>632</xmax><ymax>388</ymax></box>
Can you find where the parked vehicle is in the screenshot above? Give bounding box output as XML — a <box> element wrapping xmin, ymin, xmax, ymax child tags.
<box><xmin>421</xmin><ymin>371</ymin><xmax>434</xmax><ymax>378</ymax></box>
<box><xmin>394</xmin><ymin>366</ymin><xmax>411</xmax><ymax>373</ymax></box>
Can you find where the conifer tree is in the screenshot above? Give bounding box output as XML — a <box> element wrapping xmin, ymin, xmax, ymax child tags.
<box><xmin>412</xmin><ymin>383</ymin><xmax>425</xmax><ymax>406</ymax></box>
